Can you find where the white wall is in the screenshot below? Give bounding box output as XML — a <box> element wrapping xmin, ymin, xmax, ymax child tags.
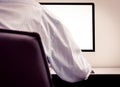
<box><xmin>35</xmin><ymin>0</ymin><xmax>120</xmax><ymax>68</ymax></box>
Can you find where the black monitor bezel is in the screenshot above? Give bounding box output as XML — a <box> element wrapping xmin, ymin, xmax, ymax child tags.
<box><xmin>40</xmin><ymin>2</ymin><xmax>95</xmax><ymax>52</ymax></box>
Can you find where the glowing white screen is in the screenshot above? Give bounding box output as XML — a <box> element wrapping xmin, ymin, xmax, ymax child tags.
<box><xmin>41</xmin><ymin>3</ymin><xmax>94</xmax><ymax>51</ymax></box>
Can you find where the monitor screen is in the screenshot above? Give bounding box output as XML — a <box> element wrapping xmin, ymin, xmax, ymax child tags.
<box><xmin>40</xmin><ymin>3</ymin><xmax>95</xmax><ymax>52</ymax></box>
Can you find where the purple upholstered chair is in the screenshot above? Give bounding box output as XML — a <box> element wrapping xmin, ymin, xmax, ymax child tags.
<box><xmin>0</xmin><ymin>29</ymin><xmax>53</xmax><ymax>87</ymax></box>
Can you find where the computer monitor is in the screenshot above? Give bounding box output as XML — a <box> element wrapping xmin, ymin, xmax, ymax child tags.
<box><xmin>40</xmin><ymin>2</ymin><xmax>95</xmax><ymax>52</ymax></box>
